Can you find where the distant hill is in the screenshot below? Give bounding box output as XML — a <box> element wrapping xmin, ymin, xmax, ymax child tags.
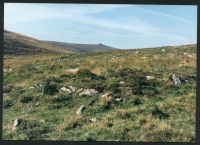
<box><xmin>4</xmin><ymin>30</ymin><xmax>118</xmax><ymax>55</ymax></box>
<box><xmin>45</xmin><ymin>41</ymin><xmax>118</xmax><ymax>53</ymax></box>
<box><xmin>4</xmin><ymin>30</ymin><xmax>72</xmax><ymax>55</ymax></box>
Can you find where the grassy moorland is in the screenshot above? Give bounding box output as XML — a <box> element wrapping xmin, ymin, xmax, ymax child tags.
<box><xmin>3</xmin><ymin>44</ymin><xmax>196</xmax><ymax>141</ymax></box>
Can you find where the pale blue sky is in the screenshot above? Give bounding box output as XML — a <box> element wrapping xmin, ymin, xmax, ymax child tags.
<box><xmin>4</xmin><ymin>4</ymin><xmax>197</xmax><ymax>49</ymax></box>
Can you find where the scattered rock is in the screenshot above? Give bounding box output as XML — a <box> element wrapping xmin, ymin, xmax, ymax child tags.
<box><xmin>111</xmin><ymin>56</ymin><xmax>119</xmax><ymax>60</ymax></box>
<box><xmin>169</xmin><ymin>54</ymin><xmax>175</xmax><ymax>57</ymax></box>
<box><xmin>77</xmin><ymin>88</ymin><xmax>83</xmax><ymax>93</ymax></box>
<box><xmin>188</xmin><ymin>54</ymin><xmax>193</xmax><ymax>58</ymax></box>
<box><xmin>69</xmin><ymin>86</ymin><xmax>76</xmax><ymax>93</ymax></box>
<box><xmin>79</xmin><ymin>89</ymin><xmax>98</xmax><ymax>96</ymax></box>
<box><xmin>3</xmin><ymin>67</ymin><xmax>13</xmax><ymax>72</ymax></box>
<box><xmin>89</xmin><ymin>117</ymin><xmax>97</xmax><ymax>123</ymax></box>
<box><xmin>76</xmin><ymin>105</ymin><xmax>86</xmax><ymax>115</ymax></box>
<box><xmin>146</xmin><ymin>76</ymin><xmax>155</xmax><ymax>80</ymax></box>
<box><xmin>172</xmin><ymin>74</ymin><xmax>181</xmax><ymax>85</ymax></box>
<box><xmin>35</xmin><ymin>102</ymin><xmax>40</xmax><ymax>106</ymax></box>
<box><xmin>161</xmin><ymin>49</ymin><xmax>165</xmax><ymax>52</ymax></box>
<box><xmin>33</xmin><ymin>84</ymin><xmax>42</xmax><ymax>88</ymax></box>
<box><xmin>60</xmin><ymin>87</ymin><xmax>72</xmax><ymax>94</ymax></box>
<box><xmin>12</xmin><ymin>118</ymin><xmax>23</xmax><ymax>131</ymax></box>
<box><xmin>142</xmin><ymin>57</ymin><xmax>147</xmax><ymax>59</ymax></box>
<box><xmin>39</xmin><ymin>119</ymin><xmax>45</xmax><ymax>124</ymax></box>
<box><xmin>114</xmin><ymin>98</ymin><xmax>123</xmax><ymax>102</ymax></box>
<box><xmin>29</xmin><ymin>86</ymin><xmax>34</xmax><ymax>89</ymax></box>
<box><xmin>100</xmin><ymin>93</ymin><xmax>112</xmax><ymax>99</ymax></box>
<box><xmin>119</xmin><ymin>81</ymin><xmax>125</xmax><ymax>84</ymax></box>
<box><xmin>66</xmin><ymin>68</ymin><xmax>79</xmax><ymax>75</ymax></box>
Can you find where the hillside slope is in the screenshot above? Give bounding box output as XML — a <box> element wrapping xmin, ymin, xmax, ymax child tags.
<box><xmin>4</xmin><ymin>30</ymin><xmax>72</xmax><ymax>55</ymax></box>
<box><xmin>46</xmin><ymin>41</ymin><xmax>118</xmax><ymax>53</ymax></box>
<box><xmin>4</xmin><ymin>30</ymin><xmax>118</xmax><ymax>55</ymax></box>
<box><xmin>3</xmin><ymin>44</ymin><xmax>196</xmax><ymax>141</ymax></box>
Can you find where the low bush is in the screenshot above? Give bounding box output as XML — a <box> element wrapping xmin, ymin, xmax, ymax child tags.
<box><xmin>77</xmin><ymin>69</ymin><xmax>105</xmax><ymax>80</ymax></box>
<box><xmin>3</xmin><ymin>84</ymin><xmax>14</xmax><ymax>93</ymax></box>
<box><xmin>43</xmin><ymin>81</ymin><xmax>59</xmax><ymax>95</ymax></box>
<box><xmin>115</xmin><ymin>68</ymin><xmax>146</xmax><ymax>79</ymax></box>
<box><xmin>15</xmin><ymin>119</ymin><xmax>50</xmax><ymax>140</ymax></box>
<box><xmin>133</xmin><ymin>98</ymin><xmax>143</xmax><ymax>105</ymax></box>
<box><xmin>48</xmin><ymin>104</ymin><xmax>63</xmax><ymax>109</ymax></box>
<box><xmin>108</xmin><ymin>82</ymin><xmax>121</xmax><ymax>95</ymax></box>
<box><xmin>151</xmin><ymin>106</ymin><xmax>169</xmax><ymax>119</ymax></box>
<box><xmin>20</xmin><ymin>96</ymin><xmax>34</xmax><ymax>103</ymax></box>
<box><xmin>130</xmin><ymin>78</ymin><xmax>158</xmax><ymax>96</ymax></box>
<box><xmin>3</xmin><ymin>99</ymin><xmax>13</xmax><ymax>109</ymax></box>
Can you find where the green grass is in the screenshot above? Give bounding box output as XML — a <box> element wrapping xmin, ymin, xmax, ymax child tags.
<box><xmin>3</xmin><ymin>44</ymin><xmax>196</xmax><ymax>141</ymax></box>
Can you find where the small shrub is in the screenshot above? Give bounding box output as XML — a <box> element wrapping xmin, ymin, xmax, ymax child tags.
<box><xmin>103</xmin><ymin>101</ymin><xmax>112</xmax><ymax>110</ymax></box>
<box><xmin>108</xmin><ymin>82</ymin><xmax>121</xmax><ymax>95</ymax></box>
<box><xmin>152</xmin><ymin>106</ymin><xmax>169</xmax><ymax>119</ymax></box>
<box><xmin>59</xmin><ymin>74</ymin><xmax>70</xmax><ymax>81</ymax></box>
<box><xmin>43</xmin><ymin>81</ymin><xmax>59</xmax><ymax>95</ymax></box>
<box><xmin>51</xmin><ymin>95</ymin><xmax>72</xmax><ymax>104</ymax></box>
<box><xmin>16</xmin><ymin>119</ymin><xmax>50</xmax><ymax>140</ymax></box>
<box><xmin>134</xmin><ymin>98</ymin><xmax>143</xmax><ymax>105</ymax></box>
<box><xmin>51</xmin><ymin>97</ymin><xmax>62</xmax><ymax>103</ymax></box>
<box><xmin>3</xmin><ymin>84</ymin><xmax>14</xmax><ymax>93</ymax></box>
<box><xmin>115</xmin><ymin>68</ymin><xmax>146</xmax><ymax>79</ymax></box>
<box><xmin>77</xmin><ymin>69</ymin><xmax>105</xmax><ymax>80</ymax></box>
<box><xmin>48</xmin><ymin>104</ymin><xmax>63</xmax><ymax>109</ymax></box>
<box><xmin>130</xmin><ymin>78</ymin><xmax>158</xmax><ymax>96</ymax></box>
<box><xmin>3</xmin><ymin>99</ymin><xmax>13</xmax><ymax>109</ymax></box>
<box><xmin>20</xmin><ymin>96</ymin><xmax>33</xmax><ymax>103</ymax></box>
<box><xmin>115</xmin><ymin>68</ymin><xmax>159</xmax><ymax>96</ymax></box>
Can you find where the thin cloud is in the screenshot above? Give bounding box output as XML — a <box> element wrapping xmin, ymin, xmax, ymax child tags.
<box><xmin>135</xmin><ymin>6</ymin><xmax>196</xmax><ymax>25</ymax></box>
<box><xmin>4</xmin><ymin>3</ymin><xmax>157</xmax><ymax>35</ymax></box>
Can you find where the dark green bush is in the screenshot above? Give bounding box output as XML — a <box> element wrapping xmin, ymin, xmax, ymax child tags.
<box><xmin>43</xmin><ymin>81</ymin><xmax>59</xmax><ymax>95</ymax></box>
<box><xmin>51</xmin><ymin>95</ymin><xmax>72</xmax><ymax>103</ymax></box>
<box><xmin>102</xmin><ymin>101</ymin><xmax>112</xmax><ymax>110</ymax></box>
<box><xmin>48</xmin><ymin>104</ymin><xmax>63</xmax><ymax>109</ymax></box>
<box><xmin>3</xmin><ymin>84</ymin><xmax>14</xmax><ymax>93</ymax></box>
<box><xmin>151</xmin><ymin>106</ymin><xmax>169</xmax><ymax>119</ymax></box>
<box><xmin>134</xmin><ymin>98</ymin><xmax>143</xmax><ymax>105</ymax></box>
<box><xmin>3</xmin><ymin>100</ymin><xmax>13</xmax><ymax>109</ymax></box>
<box><xmin>16</xmin><ymin>119</ymin><xmax>50</xmax><ymax>140</ymax></box>
<box><xmin>108</xmin><ymin>82</ymin><xmax>121</xmax><ymax>95</ymax></box>
<box><xmin>130</xmin><ymin>78</ymin><xmax>158</xmax><ymax>96</ymax></box>
<box><xmin>20</xmin><ymin>96</ymin><xmax>34</xmax><ymax>103</ymax></box>
<box><xmin>88</xmin><ymin>81</ymin><xmax>107</xmax><ymax>93</ymax></box>
<box><xmin>77</xmin><ymin>69</ymin><xmax>105</xmax><ymax>80</ymax></box>
<box><xmin>115</xmin><ymin>68</ymin><xmax>146</xmax><ymax>79</ymax></box>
